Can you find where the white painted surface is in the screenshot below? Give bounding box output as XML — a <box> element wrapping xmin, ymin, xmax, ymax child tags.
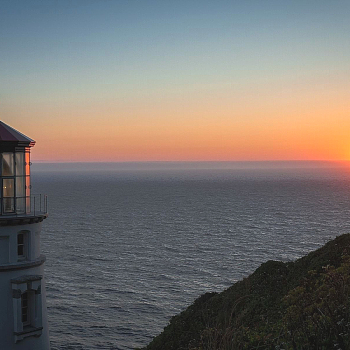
<box><xmin>0</xmin><ymin>221</ymin><xmax>50</xmax><ymax>350</ymax></box>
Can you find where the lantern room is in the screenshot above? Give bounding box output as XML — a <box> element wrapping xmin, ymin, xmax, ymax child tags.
<box><xmin>0</xmin><ymin>121</ymin><xmax>37</xmax><ymax>216</ymax></box>
<box><xmin>0</xmin><ymin>121</ymin><xmax>50</xmax><ymax>349</ymax></box>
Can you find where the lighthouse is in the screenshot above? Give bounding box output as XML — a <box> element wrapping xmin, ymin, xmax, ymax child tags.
<box><xmin>0</xmin><ymin>121</ymin><xmax>50</xmax><ymax>349</ymax></box>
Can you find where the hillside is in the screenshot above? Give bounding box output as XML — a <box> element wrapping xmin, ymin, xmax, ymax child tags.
<box><xmin>141</xmin><ymin>234</ymin><xmax>350</xmax><ymax>350</ymax></box>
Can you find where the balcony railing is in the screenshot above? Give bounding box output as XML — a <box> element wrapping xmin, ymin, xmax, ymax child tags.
<box><xmin>0</xmin><ymin>194</ymin><xmax>48</xmax><ymax>217</ymax></box>
<box><xmin>31</xmin><ymin>194</ymin><xmax>48</xmax><ymax>216</ymax></box>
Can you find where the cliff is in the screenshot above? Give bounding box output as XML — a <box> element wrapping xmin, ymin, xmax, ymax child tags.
<box><xmin>141</xmin><ymin>234</ymin><xmax>350</xmax><ymax>350</ymax></box>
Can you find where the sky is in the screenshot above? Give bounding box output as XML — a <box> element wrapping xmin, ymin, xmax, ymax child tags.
<box><xmin>0</xmin><ymin>0</ymin><xmax>349</xmax><ymax>162</ymax></box>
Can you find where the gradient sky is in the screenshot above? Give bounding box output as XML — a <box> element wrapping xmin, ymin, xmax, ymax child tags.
<box><xmin>0</xmin><ymin>0</ymin><xmax>349</xmax><ymax>162</ymax></box>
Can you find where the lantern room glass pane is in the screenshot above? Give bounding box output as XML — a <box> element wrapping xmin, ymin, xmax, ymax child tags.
<box><xmin>16</xmin><ymin>153</ymin><xmax>25</xmax><ymax>176</ymax></box>
<box><xmin>25</xmin><ymin>176</ymin><xmax>30</xmax><ymax>197</ymax></box>
<box><xmin>3</xmin><ymin>198</ymin><xmax>14</xmax><ymax>213</ymax></box>
<box><xmin>26</xmin><ymin>196</ymin><xmax>31</xmax><ymax>214</ymax></box>
<box><xmin>16</xmin><ymin>197</ymin><xmax>25</xmax><ymax>214</ymax></box>
<box><xmin>3</xmin><ymin>179</ymin><xmax>14</xmax><ymax>197</ymax></box>
<box><xmin>25</xmin><ymin>151</ymin><xmax>30</xmax><ymax>176</ymax></box>
<box><xmin>16</xmin><ymin>177</ymin><xmax>25</xmax><ymax>197</ymax></box>
<box><xmin>2</xmin><ymin>153</ymin><xmax>14</xmax><ymax>176</ymax></box>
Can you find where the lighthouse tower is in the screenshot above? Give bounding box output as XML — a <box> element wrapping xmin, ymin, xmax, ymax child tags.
<box><xmin>0</xmin><ymin>121</ymin><xmax>50</xmax><ymax>349</ymax></box>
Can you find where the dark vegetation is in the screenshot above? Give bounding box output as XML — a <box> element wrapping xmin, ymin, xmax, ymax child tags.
<box><xmin>141</xmin><ymin>234</ymin><xmax>350</xmax><ymax>350</ymax></box>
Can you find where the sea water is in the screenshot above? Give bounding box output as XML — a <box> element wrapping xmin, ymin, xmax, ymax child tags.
<box><xmin>31</xmin><ymin>161</ymin><xmax>350</xmax><ymax>350</ymax></box>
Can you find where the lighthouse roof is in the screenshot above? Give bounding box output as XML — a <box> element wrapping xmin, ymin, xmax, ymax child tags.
<box><xmin>0</xmin><ymin>121</ymin><xmax>35</xmax><ymax>147</ymax></box>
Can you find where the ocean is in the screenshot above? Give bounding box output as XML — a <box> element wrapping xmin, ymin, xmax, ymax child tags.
<box><xmin>31</xmin><ymin>161</ymin><xmax>350</xmax><ymax>350</ymax></box>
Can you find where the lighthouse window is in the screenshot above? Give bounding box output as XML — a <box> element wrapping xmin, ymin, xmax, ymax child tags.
<box><xmin>12</xmin><ymin>276</ymin><xmax>43</xmax><ymax>342</ymax></box>
<box><xmin>2</xmin><ymin>178</ymin><xmax>15</xmax><ymax>213</ymax></box>
<box><xmin>0</xmin><ymin>151</ymin><xmax>32</xmax><ymax>215</ymax></box>
<box><xmin>15</xmin><ymin>152</ymin><xmax>25</xmax><ymax>176</ymax></box>
<box><xmin>16</xmin><ymin>177</ymin><xmax>25</xmax><ymax>197</ymax></box>
<box><xmin>16</xmin><ymin>177</ymin><xmax>25</xmax><ymax>214</ymax></box>
<box><xmin>17</xmin><ymin>232</ymin><xmax>27</xmax><ymax>259</ymax></box>
<box><xmin>21</xmin><ymin>292</ymin><xmax>29</xmax><ymax>325</ymax></box>
<box><xmin>26</xmin><ymin>175</ymin><xmax>31</xmax><ymax>198</ymax></box>
<box><xmin>25</xmin><ymin>150</ymin><xmax>31</xmax><ymax>213</ymax></box>
<box><xmin>3</xmin><ymin>178</ymin><xmax>14</xmax><ymax>198</ymax></box>
<box><xmin>2</xmin><ymin>152</ymin><xmax>14</xmax><ymax>176</ymax></box>
<box><xmin>16</xmin><ymin>198</ymin><xmax>25</xmax><ymax>214</ymax></box>
<box><xmin>25</xmin><ymin>150</ymin><xmax>30</xmax><ymax>176</ymax></box>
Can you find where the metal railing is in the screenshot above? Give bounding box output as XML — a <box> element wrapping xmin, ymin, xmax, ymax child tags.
<box><xmin>0</xmin><ymin>194</ymin><xmax>48</xmax><ymax>217</ymax></box>
<box><xmin>31</xmin><ymin>194</ymin><xmax>48</xmax><ymax>216</ymax></box>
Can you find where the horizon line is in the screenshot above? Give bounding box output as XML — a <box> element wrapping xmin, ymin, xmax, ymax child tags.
<box><xmin>31</xmin><ymin>159</ymin><xmax>350</xmax><ymax>164</ymax></box>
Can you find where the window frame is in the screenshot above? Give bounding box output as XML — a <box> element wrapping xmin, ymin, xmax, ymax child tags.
<box><xmin>11</xmin><ymin>275</ymin><xmax>43</xmax><ymax>343</ymax></box>
<box><xmin>21</xmin><ymin>291</ymin><xmax>30</xmax><ymax>327</ymax></box>
<box><xmin>17</xmin><ymin>231</ymin><xmax>29</xmax><ymax>261</ymax></box>
<box><xmin>0</xmin><ymin>150</ymin><xmax>31</xmax><ymax>215</ymax></box>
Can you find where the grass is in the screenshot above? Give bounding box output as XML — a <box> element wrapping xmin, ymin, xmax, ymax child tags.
<box><xmin>140</xmin><ymin>234</ymin><xmax>350</xmax><ymax>350</ymax></box>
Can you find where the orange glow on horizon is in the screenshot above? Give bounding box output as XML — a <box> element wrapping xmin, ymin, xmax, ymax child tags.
<box><xmin>6</xmin><ymin>74</ymin><xmax>350</xmax><ymax>163</ymax></box>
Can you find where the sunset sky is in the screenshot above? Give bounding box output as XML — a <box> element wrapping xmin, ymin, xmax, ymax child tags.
<box><xmin>0</xmin><ymin>0</ymin><xmax>349</xmax><ymax>162</ymax></box>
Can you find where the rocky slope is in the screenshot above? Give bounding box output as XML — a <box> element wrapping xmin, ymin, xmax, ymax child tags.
<box><xmin>141</xmin><ymin>234</ymin><xmax>350</xmax><ymax>350</ymax></box>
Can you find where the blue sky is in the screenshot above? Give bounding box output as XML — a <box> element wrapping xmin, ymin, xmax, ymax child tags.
<box><xmin>0</xmin><ymin>1</ymin><xmax>349</xmax><ymax>161</ymax></box>
<box><xmin>2</xmin><ymin>0</ymin><xmax>348</xmax><ymax>99</ymax></box>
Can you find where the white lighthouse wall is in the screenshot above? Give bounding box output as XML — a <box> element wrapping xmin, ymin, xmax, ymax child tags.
<box><xmin>0</xmin><ymin>221</ymin><xmax>50</xmax><ymax>350</ymax></box>
<box><xmin>1</xmin><ymin>222</ymin><xmax>43</xmax><ymax>264</ymax></box>
<box><xmin>0</xmin><ymin>236</ymin><xmax>10</xmax><ymax>263</ymax></box>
